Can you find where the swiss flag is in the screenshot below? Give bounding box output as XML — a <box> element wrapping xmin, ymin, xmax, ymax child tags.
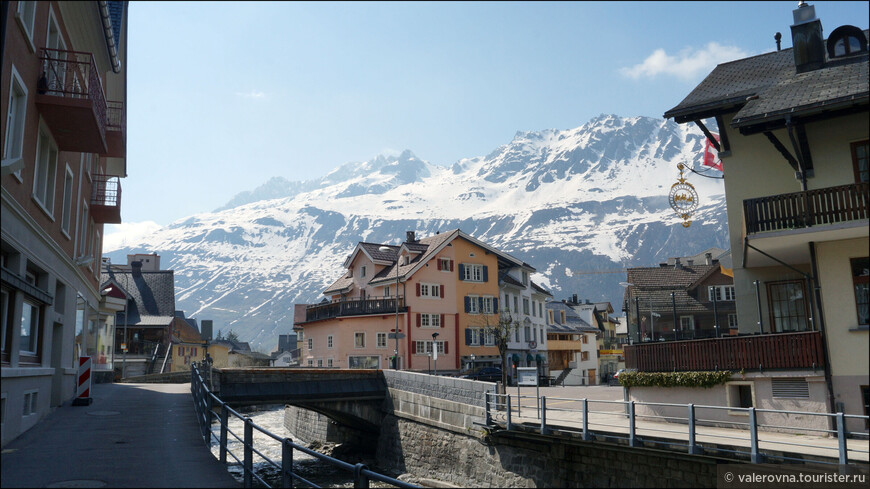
<box><xmin>703</xmin><ymin>134</ymin><xmax>723</xmax><ymax>171</ymax></box>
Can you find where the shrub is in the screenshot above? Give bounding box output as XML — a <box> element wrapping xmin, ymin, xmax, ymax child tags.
<box><xmin>619</xmin><ymin>370</ymin><xmax>733</xmax><ymax>388</ymax></box>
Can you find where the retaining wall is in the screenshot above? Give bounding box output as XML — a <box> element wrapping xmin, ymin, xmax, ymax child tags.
<box><xmin>382</xmin><ymin>369</ymin><xmax>494</xmax><ymax>407</ymax></box>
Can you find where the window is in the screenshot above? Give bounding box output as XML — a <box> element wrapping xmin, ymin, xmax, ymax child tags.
<box><xmin>504</xmin><ymin>293</ymin><xmax>510</xmax><ymax>312</ymax></box>
<box><xmin>524</xmin><ymin>326</ymin><xmax>531</xmax><ymax>342</ymax></box>
<box><xmin>354</xmin><ymin>332</ymin><xmax>365</xmax><ymax>349</ymax></box>
<box><xmin>420</xmin><ymin>313</ymin><xmax>441</xmax><ymax>328</ymax></box>
<box><xmin>582</xmin><ymin>334</ymin><xmax>588</xmax><ymax>344</ymax></box>
<box><xmin>728</xmin><ymin>314</ymin><xmax>738</xmax><ymax>329</ymax></box>
<box><xmin>581</xmin><ymin>351</ymin><xmax>589</xmax><ymax>361</ymax></box>
<box><xmin>522</xmin><ymin>271</ymin><xmax>529</xmax><ymax>286</ymax></box>
<box><xmin>727</xmin><ymin>382</ymin><xmax>755</xmax><ymax>411</ymax></box>
<box><xmin>15</xmin><ymin>2</ymin><xmax>37</xmax><ymax>45</ymax></box>
<box><xmin>531</xmin><ymin>300</ymin><xmax>536</xmax><ymax>317</ymax></box>
<box><xmin>828</xmin><ymin>25</ymin><xmax>868</xmax><ymax>58</ymax></box>
<box><xmin>680</xmin><ymin>316</ymin><xmax>695</xmax><ymax>330</ymax></box>
<box><xmin>22</xmin><ymin>390</ymin><xmax>37</xmax><ymax>416</ymax></box>
<box><xmin>862</xmin><ymin>386</ymin><xmax>869</xmax><ymax>429</ymax></box>
<box><xmin>438</xmin><ymin>258</ymin><xmax>452</xmax><ymax>271</ymax></box>
<box><xmin>461</xmin><ymin>264</ymin><xmax>484</xmax><ymax>282</ymax></box>
<box><xmin>1</xmin><ymin>289</ymin><xmax>9</xmax><ymax>352</ymax></box>
<box><xmin>853</xmin><ymin>258</ymin><xmax>869</xmax><ymax>326</ymax></box>
<box><xmin>466</xmin><ymin>295</ymin><xmax>479</xmax><ymax>314</ymax></box>
<box><xmin>20</xmin><ymin>300</ymin><xmax>40</xmax><ymax>354</ymax></box>
<box><xmin>711</xmin><ymin>286</ymin><xmax>735</xmax><ymax>301</ymax></box>
<box><xmin>317</xmin><ymin>359</ymin><xmax>323</xmax><ymax>367</ymax></box>
<box><xmin>538</xmin><ymin>302</ymin><xmax>543</xmax><ymax>317</ymax></box>
<box><xmin>307</xmin><ymin>338</ymin><xmax>313</xmax><ymax>350</ymax></box>
<box><xmin>514</xmin><ymin>326</ymin><xmax>520</xmax><ymax>343</ymax></box>
<box><xmin>3</xmin><ymin>66</ymin><xmax>27</xmax><ymax>175</ymax></box>
<box><xmin>307</xmin><ymin>359</ymin><xmax>313</xmax><ymax>367</ymax></box>
<box><xmin>481</xmin><ymin>296</ymin><xmax>494</xmax><ymax>314</ymax></box>
<box><xmin>767</xmin><ymin>280</ymin><xmax>810</xmax><ymax>332</ymax></box>
<box><xmin>360</xmin><ymin>266</ymin><xmax>366</xmax><ymax>278</ymax></box>
<box><xmin>61</xmin><ymin>167</ymin><xmax>74</xmax><ymax>237</ymax></box>
<box><xmin>560</xmin><ymin>311</ymin><xmax>566</xmax><ymax>324</ymax></box>
<box><xmin>376</xmin><ymin>332</ymin><xmax>387</xmax><ymax>348</ymax></box>
<box><xmin>327</xmin><ymin>358</ymin><xmax>333</xmax><ymax>367</ymax></box>
<box><xmin>82</xmin><ymin>153</ymin><xmax>93</xmax><ymax>181</ymax></box>
<box><xmin>33</xmin><ymin>128</ymin><xmax>58</xmax><ymax>214</ymax></box>
<box><xmin>853</xmin><ymin>141</ymin><xmax>869</xmax><ymax>183</ymax></box>
<box><xmin>523</xmin><ymin>298</ymin><xmax>530</xmax><ymax>315</ymax></box>
<box><xmin>419</xmin><ymin>283</ymin><xmax>441</xmax><ymax>298</ymax></box>
<box><xmin>327</xmin><ymin>335</ymin><xmax>333</xmax><ymax>349</ymax></box>
<box><xmin>78</xmin><ymin>202</ymin><xmax>90</xmax><ymax>257</ymax></box>
<box><xmin>513</xmin><ymin>296</ymin><xmax>518</xmax><ymax>313</ymax></box>
<box><xmin>547</xmin><ymin>310</ymin><xmax>554</xmax><ymax>325</ymax></box>
<box><xmin>348</xmin><ymin>355</ymin><xmax>379</xmax><ymax>369</ymax></box>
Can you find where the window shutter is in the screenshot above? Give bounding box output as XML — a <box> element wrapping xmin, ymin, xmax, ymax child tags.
<box><xmin>478</xmin><ymin>297</ymin><xmax>484</xmax><ymax>312</ymax></box>
<box><xmin>458</xmin><ymin>264</ymin><xmax>465</xmax><ymax>280</ymax></box>
<box><xmin>465</xmin><ymin>329</ymin><xmax>472</xmax><ymax>345</ymax></box>
<box><xmin>416</xmin><ymin>314</ymin><xmax>421</xmax><ymax>327</ymax></box>
<box><xmin>440</xmin><ymin>314</ymin><xmax>445</xmax><ymax>328</ymax></box>
<box><xmin>444</xmin><ymin>341</ymin><xmax>449</xmax><ymax>354</ymax></box>
<box><xmin>483</xmin><ymin>266</ymin><xmax>489</xmax><ymax>282</ymax></box>
<box><xmin>412</xmin><ymin>342</ymin><xmax>417</xmax><ymax>354</ymax></box>
<box><xmin>437</xmin><ymin>259</ymin><xmax>442</xmax><ymax>271</ymax></box>
<box><xmin>464</xmin><ymin>296</ymin><xmax>471</xmax><ymax>313</ymax></box>
<box><xmin>493</xmin><ymin>298</ymin><xmax>499</xmax><ymax>312</ymax></box>
<box><xmin>416</xmin><ymin>283</ymin><xmax>421</xmax><ymax>296</ymax></box>
<box><xmin>450</xmin><ymin>260</ymin><xmax>454</xmax><ymax>272</ymax></box>
<box><xmin>440</xmin><ymin>284</ymin><xmax>445</xmax><ymax>298</ymax></box>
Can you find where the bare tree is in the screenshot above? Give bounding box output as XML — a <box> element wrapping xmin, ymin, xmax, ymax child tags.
<box><xmin>472</xmin><ymin>308</ymin><xmax>522</xmax><ymax>387</ymax></box>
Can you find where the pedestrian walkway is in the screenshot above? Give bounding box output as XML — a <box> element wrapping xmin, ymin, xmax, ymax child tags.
<box><xmin>1</xmin><ymin>382</ymin><xmax>239</xmax><ymax>488</ymax></box>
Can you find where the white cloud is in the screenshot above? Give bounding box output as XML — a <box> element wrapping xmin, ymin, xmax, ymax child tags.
<box><xmin>235</xmin><ymin>89</ymin><xmax>266</xmax><ymax>99</ymax></box>
<box><xmin>620</xmin><ymin>42</ymin><xmax>750</xmax><ymax>81</ymax></box>
<box><xmin>103</xmin><ymin>221</ymin><xmax>163</xmax><ymax>252</ymax></box>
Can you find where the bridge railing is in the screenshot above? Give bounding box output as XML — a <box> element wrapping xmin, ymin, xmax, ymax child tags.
<box><xmin>484</xmin><ymin>392</ymin><xmax>869</xmax><ymax>465</ymax></box>
<box><xmin>190</xmin><ymin>363</ymin><xmax>419</xmax><ymax>488</ymax></box>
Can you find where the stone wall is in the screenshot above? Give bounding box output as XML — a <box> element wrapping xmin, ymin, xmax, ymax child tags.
<box><xmin>284</xmin><ymin>404</ymin><xmax>358</xmax><ymax>445</ymax></box>
<box><xmin>376</xmin><ymin>414</ymin><xmax>721</xmax><ymax>487</ymax></box>
<box><xmin>382</xmin><ymin>369</ymin><xmax>494</xmax><ymax>407</ymax></box>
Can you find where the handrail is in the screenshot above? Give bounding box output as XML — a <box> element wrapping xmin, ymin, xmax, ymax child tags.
<box><xmin>484</xmin><ymin>391</ymin><xmax>869</xmax><ymax>465</ymax></box>
<box><xmin>191</xmin><ymin>363</ymin><xmax>419</xmax><ymax>488</ymax></box>
<box><xmin>38</xmin><ymin>48</ymin><xmax>107</xmax><ymax>136</ymax></box>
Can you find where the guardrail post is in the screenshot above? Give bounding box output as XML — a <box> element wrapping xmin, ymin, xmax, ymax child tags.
<box><xmin>836</xmin><ymin>412</ymin><xmax>848</xmax><ymax>465</ymax></box>
<box><xmin>204</xmin><ymin>391</ymin><xmax>213</xmax><ymax>441</ymax></box>
<box><xmin>540</xmin><ymin>396</ymin><xmax>548</xmax><ymax>435</ymax></box>
<box><xmin>244</xmin><ymin>417</ymin><xmax>253</xmax><ymax>488</ymax></box>
<box><xmin>749</xmin><ymin>408</ymin><xmax>763</xmax><ymax>463</ymax></box>
<box><xmin>353</xmin><ymin>463</ymin><xmax>370</xmax><ymax>488</ymax></box>
<box><xmin>219</xmin><ymin>404</ymin><xmax>229</xmax><ymax>464</ymax></box>
<box><xmin>582</xmin><ymin>399</ymin><xmax>591</xmax><ymax>441</ymax></box>
<box><xmin>282</xmin><ymin>438</ymin><xmax>294</xmax><ymax>488</ymax></box>
<box><xmin>485</xmin><ymin>391</ymin><xmax>492</xmax><ymax>426</ymax></box>
<box><xmin>688</xmin><ymin>403</ymin><xmax>700</xmax><ymax>455</ymax></box>
<box><xmin>506</xmin><ymin>395</ymin><xmax>512</xmax><ymax>431</ymax></box>
<box><xmin>628</xmin><ymin>401</ymin><xmax>638</xmax><ymax>447</ymax></box>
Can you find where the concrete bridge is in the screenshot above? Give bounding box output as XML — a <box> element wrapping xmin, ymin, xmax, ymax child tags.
<box><xmin>208</xmin><ymin>367</ymin><xmax>388</xmax><ymax>433</ymax></box>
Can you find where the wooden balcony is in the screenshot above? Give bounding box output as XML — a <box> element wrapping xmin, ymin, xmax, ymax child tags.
<box><xmin>744</xmin><ymin>183</ymin><xmax>869</xmax><ymax>235</ymax></box>
<box><xmin>34</xmin><ymin>48</ymin><xmax>107</xmax><ymax>154</ymax></box>
<box><xmin>304</xmin><ymin>297</ymin><xmax>407</xmax><ymax>323</ymax></box>
<box><xmin>90</xmin><ymin>174</ymin><xmax>121</xmax><ymax>224</ymax></box>
<box><xmin>624</xmin><ymin>331</ymin><xmax>825</xmax><ymax>372</ymax></box>
<box><xmin>102</xmin><ymin>100</ymin><xmax>126</xmax><ymax>158</ymax></box>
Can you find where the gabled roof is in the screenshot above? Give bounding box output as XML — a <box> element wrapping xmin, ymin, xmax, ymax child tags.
<box><xmin>530</xmin><ymin>281</ymin><xmax>552</xmax><ymax>297</ymax></box>
<box><xmin>101</xmin><ymin>268</ymin><xmax>176</xmax><ymax>328</ymax></box>
<box><xmin>545</xmin><ymin>301</ymin><xmax>598</xmax><ymax>334</ymax></box>
<box><xmin>343</xmin><ymin>242</ymin><xmax>398</xmax><ymax>268</ymax></box>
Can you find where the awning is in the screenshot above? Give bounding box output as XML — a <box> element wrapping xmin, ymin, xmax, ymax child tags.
<box><xmin>535</xmin><ymin>354</ymin><xmax>544</xmax><ymax>363</ymax></box>
<box><xmin>511</xmin><ymin>354</ymin><xmax>520</xmax><ymax>364</ymax></box>
<box><xmin>526</xmin><ymin>353</ymin><xmax>533</xmax><ymax>363</ymax></box>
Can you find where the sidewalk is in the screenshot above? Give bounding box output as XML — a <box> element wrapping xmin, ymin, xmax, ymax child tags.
<box><xmin>1</xmin><ymin>382</ymin><xmax>239</xmax><ymax>488</ymax></box>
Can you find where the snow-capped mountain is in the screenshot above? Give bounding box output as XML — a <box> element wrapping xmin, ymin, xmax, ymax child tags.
<box><xmin>108</xmin><ymin>114</ymin><xmax>728</xmax><ymax>351</ymax></box>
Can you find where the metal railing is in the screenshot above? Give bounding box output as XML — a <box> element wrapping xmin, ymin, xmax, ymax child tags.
<box><xmin>191</xmin><ymin>363</ymin><xmax>419</xmax><ymax>488</ymax></box>
<box><xmin>38</xmin><ymin>48</ymin><xmax>107</xmax><ymax>135</ymax></box>
<box><xmin>744</xmin><ymin>182</ymin><xmax>869</xmax><ymax>234</ymax></box>
<box><xmin>484</xmin><ymin>391</ymin><xmax>869</xmax><ymax>465</ymax></box>
<box><xmin>305</xmin><ymin>297</ymin><xmax>407</xmax><ymax>322</ymax></box>
<box><xmin>91</xmin><ymin>173</ymin><xmax>122</xmax><ymax>207</ymax></box>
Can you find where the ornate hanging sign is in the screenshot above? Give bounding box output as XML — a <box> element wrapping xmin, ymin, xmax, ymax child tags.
<box><xmin>669</xmin><ymin>163</ymin><xmax>699</xmax><ymax>227</ymax></box>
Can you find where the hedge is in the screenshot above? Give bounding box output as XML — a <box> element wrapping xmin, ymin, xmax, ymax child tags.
<box><xmin>618</xmin><ymin>370</ymin><xmax>734</xmax><ymax>388</ymax></box>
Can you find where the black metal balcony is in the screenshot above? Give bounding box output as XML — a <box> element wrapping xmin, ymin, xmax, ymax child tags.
<box><xmin>304</xmin><ymin>297</ymin><xmax>407</xmax><ymax>322</ymax></box>
<box><xmin>90</xmin><ymin>173</ymin><xmax>121</xmax><ymax>223</ymax></box>
<box><xmin>744</xmin><ymin>182</ymin><xmax>869</xmax><ymax>234</ymax></box>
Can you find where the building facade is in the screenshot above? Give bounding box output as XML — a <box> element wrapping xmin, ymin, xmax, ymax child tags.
<box><xmin>546</xmin><ymin>300</ymin><xmax>599</xmax><ymax>385</ymax></box>
<box><xmin>499</xmin><ymin>266</ymin><xmax>551</xmax><ymax>377</ymax></box>
<box><xmin>2</xmin><ymin>1</ymin><xmax>128</xmax><ymax>447</ymax></box>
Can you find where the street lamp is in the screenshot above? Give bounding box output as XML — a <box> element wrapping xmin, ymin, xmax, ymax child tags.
<box><xmin>432</xmin><ymin>332</ymin><xmax>439</xmax><ymax>376</ymax></box>
<box><xmin>379</xmin><ymin>245</ymin><xmax>400</xmax><ymax>370</ymax></box>
<box><xmin>471</xmin><ymin>353</ymin><xmax>475</xmax><ymax>372</ymax></box>
<box><xmin>619</xmin><ymin>282</ymin><xmax>637</xmax><ymax>345</ymax></box>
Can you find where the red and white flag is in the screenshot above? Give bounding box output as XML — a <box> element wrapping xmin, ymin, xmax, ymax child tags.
<box><xmin>703</xmin><ymin>134</ymin><xmax>723</xmax><ymax>171</ymax></box>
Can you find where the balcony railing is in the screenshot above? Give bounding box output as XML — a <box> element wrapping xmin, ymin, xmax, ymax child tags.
<box><xmin>90</xmin><ymin>173</ymin><xmax>122</xmax><ymax>223</ymax></box>
<box><xmin>744</xmin><ymin>183</ymin><xmax>869</xmax><ymax>234</ymax></box>
<box><xmin>624</xmin><ymin>331</ymin><xmax>825</xmax><ymax>372</ymax></box>
<box><xmin>103</xmin><ymin>100</ymin><xmax>126</xmax><ymax>157</ymax></box>
<box><xmin>305</xmin><ymin>297</ymin><xmax>406</xmax><ymax>322</ymax></box>
<box><xmin>35</xmin><ymin>48</ymin><xmax>108</xmax><ymax>153</ymax></box>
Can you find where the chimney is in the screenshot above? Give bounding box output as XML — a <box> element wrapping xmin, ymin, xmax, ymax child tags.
<box><xmin>573</xmin><ymin>294</ymin><xmax>578</xmax><ymax>304</ymax></box>
<box><xmin>775</xmin><ymin>32</ymin><xmax>782</xmax><ymax>51</ymax></box>
<box><xmin>705</xmin><ymin>252</ymin><xmax>713</xmax><ymax>265</ymax></box>
<box><xmin>791</xmin><ymin>2</ymin><xmax>825</xmax><ymax>73</ymax></box>
<box><xmin>131</xmin><ymin>260</ymin><xmax>143</xmax><ymax>275</ymax></box>
<box><xmin>406</xmin><ymin>231</ymin><xmax>416</xmax><ymax>243</ymax></box>
<box><xmin>674</xmin><ymin>257</ymin><xmax>683</xmax><ymax>270</ymax></box>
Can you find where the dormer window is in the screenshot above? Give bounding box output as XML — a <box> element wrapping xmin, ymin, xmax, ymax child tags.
<box><xmin>827</xmin><ymin>25</ymin><xmax>868</xmax><ymax>58</ymax></box>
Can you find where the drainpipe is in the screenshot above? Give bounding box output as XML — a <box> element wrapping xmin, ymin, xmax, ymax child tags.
<box><xmin>98</xmin><ymin>1</ymin><xmax>121</xmax><ymax>73</ymax></box>
<box><xmin>809</xmin><ymin>242</ymin><xmax>836</xmax><ymax>422</ymax></box>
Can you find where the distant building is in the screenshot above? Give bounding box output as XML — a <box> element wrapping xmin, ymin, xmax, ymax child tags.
<box><xmin>546</xmin><ymin>300</ymin><xmax>599</xmax><ymax>385</ymax></box>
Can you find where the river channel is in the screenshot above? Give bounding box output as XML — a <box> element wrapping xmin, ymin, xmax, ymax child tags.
<box><xmin>207</xmin><ymin>404</ymin><xmax>396</xmax><ymax>488</ymax></box>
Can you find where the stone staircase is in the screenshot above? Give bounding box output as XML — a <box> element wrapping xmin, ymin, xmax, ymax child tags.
<box><xmin>552</xmin><ymin>368</ymin><xmax>573</xmax><ymax>386</ymax></box>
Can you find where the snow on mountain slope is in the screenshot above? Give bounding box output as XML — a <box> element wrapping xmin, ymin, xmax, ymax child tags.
<box><xmin>108</xmin><ymin>115</ymin><xmax>728</xmax><ymax>351</ymax></box>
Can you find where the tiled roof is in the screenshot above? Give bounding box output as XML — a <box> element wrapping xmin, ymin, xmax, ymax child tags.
<box><xmin>625</xmin><ymin>264</ymin><xmax>719</xmax><ymax>289</ymax></box>
<box><xmin>530</xmin><ymin>281</ymin><xmax>552</xmax><ymax>296</ymax></box>
<box><xmin>499</xmin><ymin>271</ymin><xmax>524</xmax><ymax>288</ymax></box>
<box><xmin>323</xmin><ymin>275</ymin><xmax>354</xmax><ymax>295</ymax></box>
<box><xmin>665</xmin><ymin>31</ymin><xmax>869</xmax><ymax>128</ymax></box>
<box><xmin>360</xmin><ymin>242</ymin><xmax>397</xmax><ymax>262</ymax></box>
<box><xmin>369</xmin><ymin>230</ymin><xmax>456</xmax><ymax>285</ymax></box>
<box><xmin>107</xmin><ymin>1</ymin><xmax>125</xmax><ymax>48</ymax></box>
<box><xmin>546</xmin><ymin>301</ymin><xmax>598</xmax><ymax>334</ymax></box>
<box><xmin>101</xmin><ymin>268</ymin><xmax>176</xmax><ymax>327</ymax></box>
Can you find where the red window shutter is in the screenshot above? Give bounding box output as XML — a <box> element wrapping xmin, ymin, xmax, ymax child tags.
<box><xmin>440</xmin><ymin>284</ymin><xmax>445</xmax><ymax>298</ymax></box>
<box><xmin>412</xmin><ymin>342</ymin><xmax>417</xmax><ymax>354</ymax></box>
<box><xmin>450</xmin><ymin>260</ymin><xmax>454</xmax><ymax>272</ymax></box>
<box><xmin>440</xmin><ymin>314</ymin><xmax>445</xmax><ymax>328</ymax></box>
<box><xmin>437</xmin><ymin>259</ymin><xmax>442</xmax><ymax>271</ymax></box>
<box><xmin>444</xmin><ymin>342</ymin><xmax>449</xmax><ymax>354</ymax></box>
<box><xmin>416</xmin><ymin>314</ymin><xmax>421</xmax><ymax>327</ymax></box>
<box><xmin>416</xmin><ymin>283</ymin><xmax>421</xmax><ymax>296</ymax></box>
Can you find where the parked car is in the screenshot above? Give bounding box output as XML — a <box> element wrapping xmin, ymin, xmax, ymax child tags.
<box><xmin>461</xmin><ymin>366</ymin><xmax>502</xmax><ymax>382</ymax></box>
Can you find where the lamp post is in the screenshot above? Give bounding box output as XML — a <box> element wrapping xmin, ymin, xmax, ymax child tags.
<box><xmin>619</xmin><ymin>282</ymin><xmax>637</xmax><ymax>345</ymax></box>
<box><xmin>471</xmin><ymin>353</ymin><xmax>475</xmax><ymax>372</ymax></box>
<box><xmin>379</xmin><ymin>246</ymin><xmax>400</xmax><ymax>370</ymax></box>
<box><xmin>432</xmin><ymin>332</ymin><xmax>439</xmax><ymax>376</ymax></box>
<box><xmin>671</xmin><ymin>291</ymin><xmax>678</xmax><ymax>341</ymax></box>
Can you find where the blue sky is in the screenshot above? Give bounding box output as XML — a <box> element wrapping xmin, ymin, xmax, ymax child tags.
<box><xmin>106</xmin><ymin>1</ymin><xmax>870</xmax><ymax>248</ymax></box>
